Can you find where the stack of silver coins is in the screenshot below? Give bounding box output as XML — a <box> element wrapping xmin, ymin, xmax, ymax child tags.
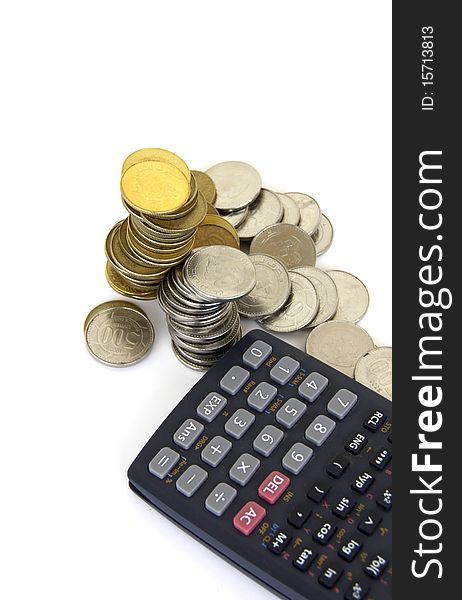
<box><xmin>157</xmin><ymin>246</ymin><xmax>257</xmax><ymax>370</ymax></box>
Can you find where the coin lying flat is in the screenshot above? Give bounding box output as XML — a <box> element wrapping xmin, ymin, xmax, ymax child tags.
<box><xmin>84</xmin><ymin>301</ymin><xmax>154</xmax><ymax>366</ymax></box>
<box><xmin>328</xmin><ymin>270</ymin><xmax>370</xmax><ymax>323</ymax></box>
<box><xmin>277</xmin><ymin>192</ymin><xmax>300</xmax><ymax>226</ymax></box>
<box><xmin>122</xmin><ymin>148</ymin><xmax>191</xmax><ymax>181</ymax></box>
<box><xmin>184</xmin><ymin>246</ymin><xmax>256</xmax><ymax>301</ymax></box>
<box><xmin>262</xmin><ymin>271</ymin><xmax>319</xmax><ymax>332</ymax></box>
<box><xmin>236</xmin><ymin>189</ymin><xmax>283</xmax><ymax>240</ymax></box>
<box><xmin>237</xmin><ymin>254</ymin><xmax>291</xmax><ymax>319</ymax></box>
<box><xmin>191</xmin><ymin>170</ymin><xmax>217</xmax><ymax>204</ymax></box>
<box><xmin>206</xmin><ymin>161</ymin><xmax>262</xmax><ymax>211</ymax></box>
<box><xmin>355</xmin><ymin>346</ymin><xmax>392</xmax><ymax>401</ymax></box>
<box><xmin>312</xmin><ymin>213</ymin><xmax>333</xmax><ymax>256</ymax></box>
<box><xmin>306</xmin><ymin>321</ymin><xmax>374</xmax><ymax>377</ymax></box>
<box><xmin>220</xmin><ymin>206</ymin><xmax>249</xmax><ymax>229</ymax></box>
<box><xmin>285</xmin><ymin>192</ymin><xmax>321</xmax><ymax>235</ymax></box>
<box><xmin>249</xmin><ymin>223</ymin><xmax>316</xmax><ymax>269</ymax></box>
<box><xmin>121</xmin><ymin>160</ymin><xmax>190</xmax><ymax>215</ymax></box>
<box><xmin>291</xmin><ymin>266</ymin><xmax>338</xmax><ymax>327</ymax></box>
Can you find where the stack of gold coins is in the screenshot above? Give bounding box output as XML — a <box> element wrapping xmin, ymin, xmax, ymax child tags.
<box><xmin>105</xmin><ymin>149</ymin><xmax>209</xmax><ymax>300</ymax></box>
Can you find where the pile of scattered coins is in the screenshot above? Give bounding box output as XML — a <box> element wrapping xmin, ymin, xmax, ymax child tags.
<box><xmin>86</xmin><ymin>148</ymin><xmax>392</xmax><ymax>400</ymax></box>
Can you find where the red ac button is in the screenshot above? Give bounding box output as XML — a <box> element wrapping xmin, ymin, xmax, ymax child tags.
<box><xmin>258</xmin><ymin>471</ymin><xmax>291</xmax><ymax>505</ymax></box>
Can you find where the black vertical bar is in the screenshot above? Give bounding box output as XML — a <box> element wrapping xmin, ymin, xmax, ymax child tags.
<box><xmin>394</xmin><ymin>3</ymin><xmax>458</xmax><ymax>598</ymax></box>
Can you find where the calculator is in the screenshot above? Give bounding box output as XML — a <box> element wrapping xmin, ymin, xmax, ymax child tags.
<box><xmin>128</xmin><ymin>329</ymin><xmax>392</xmax><ymax>600</ymax></box>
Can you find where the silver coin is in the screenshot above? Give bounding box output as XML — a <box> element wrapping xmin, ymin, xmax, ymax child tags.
<box><xmin>261</xmin><ymin>271</ymin><xmax>319</xmax><ymax>332</ymax></box>
<box><xmin>276</xmin><ymin>192</ymin><xmax>300</xmax><ymax>226</ymax></box>
<box><xmin>249</xmin><ymin>223</ymin><xmax>316</xmax><ymax>269</ymax></box>
<box><xmin>355</xmin><ymin>346</ymin><xmax>392</xmax><ymax>401</ymax></box>
<box><xmin>206</xmin><ymin>161</ymin><xmax>262</xmax><ymax>211</ymax></box>
<box><xmin>312</xmin><ymin>213</ymin><xmax>333</xmax><ymax>256</ymax></box>
<box><xmin>328</xmin><ymin>270</ymin><xmax>370</xmax><ymax>323</ymax></box>
<box><xmin>237</xmin><ymin>254</ymin><xmax>291</xmax><ymax>319</ymax></box>
<box><xmin>220</xmin><ymin>206</ymin><xmax>249</xmax><ymax>229</ymax></box>
<box><xmin>291</xmin><ymin>266</ymin><xmax>338</xmax><ymax>327</ymax></box>
<box><xmin>306</xmin><ymin>321</ymin><xmax>374</xmax><ymax>377</ymax></box>
<box><xmin>285</xmin><ymin>192</ymin><xmax>321</xmax><ymax>235</ymax></box>
<box><xmin>84</xmin><ymin>301</ymin><xmax>154</xmax><ymax>367</ymax></box>
<box><xmin>184</xmin><ymin>245</ymin><xmax>256</xmax><ymax>301</ymax></box>
<box><xmin>169</xmin><ymin>315</ymin><xmax>241</xmax><ymax>354</ymax></box>
<box><xmin>236</xmin><ymin>189</ymin><xmax>283</xmax><ymax>240</ymax></box>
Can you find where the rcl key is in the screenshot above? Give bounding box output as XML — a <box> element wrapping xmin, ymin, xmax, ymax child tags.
<box><xmin>364</xmin><ymin>410</ymin><xmax>386</xmax><ymax>432</ymax></box>
<box><xmin>233</xmin><ymin>501</ymin><xmax>266</xmax><ymax>536</ymax></box>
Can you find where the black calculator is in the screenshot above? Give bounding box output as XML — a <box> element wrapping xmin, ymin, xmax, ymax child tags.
<box><xmin>128</xmin><ymin>329</ymin><xmax>392</xmax><ymax>600</ymax></box>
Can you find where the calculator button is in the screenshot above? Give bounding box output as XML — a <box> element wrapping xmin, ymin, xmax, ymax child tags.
<box><xmin>305</xmin><ymin>415</ymin><xmax>336</xmax><ymax>446</ymax></box>
<box><xmin>247</xmin><ymin>382</ymin><xmax>277</xmax><ymax>412</ymax></box>
<box><xmin>327</xmin><ymin>389</ymin><xmax>357</xmax><ymax>420</ymax></box>
<box><xmin>267</xmin><ymin>530</ymin><xmax>292</xmax><ymax>555</ymax></box>
<box><xmin>233</xmin><ymin>500</ymin><xmax>266</xmax><ymax>536</ymax></box>
<box><xmin>175</xmin><ymin>465</ymin><xmax>208</xmax><ymax>498</ymax></box>
<box><xmin>370</xmin><ymin>446</ymin><xmax>392</xmax><ymax>470</ymax></box>
<box><xmin>364</xmin><ymin>410</ymin><xmax>386</xmax><ymax>432</ymax></box>
<box><xmin>258</xmin><ymin>471</ymin><xmax>290</xmax><ymax>505</ymax></box>
<box><xmin>351</xmin><ymin>471</ymin><xmax>375</xmax><ymax>494</ymax></box>
<box><xmin>282</xmin><ymin>442</ymin><xmax>313</xmax><ymax>475</ymax></box>
<box><xmin>148</xmin><ymin>447</ymin><xmax>180</xmax><ymax>479</ymax></box>
<box><xmin>326</xmin><ymin>454</ymin><xmax>350</xmax><ymax>478</ymax></box>
<box><xmin>253</xmin><ymin>425</ymin><xmax>283</xmax><ymax>457</ymax></box>
<box><xmin>276</xmin><ymin>398</ymin><xmax>307</xmax><ymax>429</ymax></box>
<box><xmin>338</xmin><ymin>538</ymin><xmax>363</xmax><ymax>562</ymax></box>
<box><xmin>307</xmin><ymin>479</ymin><xmax>331</xmax><ymax>503</ymax></box>
<box><xmin>345</xmin><ymin>581</ymin><xmax>370</xmax><ymax>600</ymax></box>
<box><xmin>196</xmin><ymin>392</ymin><xmax>228</xmax><ymax>422</ymax></box>
<box><xmin>313</xmin><ymin>521</ymin><xmax>337</xmax><ymax>546</ymax></box>
<box><xmin>377</xmin><ymin>488</ymin><xmax>392</xmax><ymax>510</ymax></box>
<box><xmin>293</xmin><ymin>547</ymin><xmax>317</xmax><ymax>572</ymax></box>
<box><xmin>270</xmin><ymin>356</ymin><xmax>300</xmax><ymax>385</ymax></box>
<box><xmin>225</xmin><ymin>408</ymin><xmax>255</xmax><ymax>439</ymax></box>
<box><xmin>220</xmin><ymin>365</ymin><xmax>250</xmax><ymax>395</ymax></box>
<box><xmin>229</xmin><ymin>453</ymin><xmax>261</xmax><ymax>486</ymax></box>
<box><xmin>345</xmin><ymin>432</ymin><xmax>368</xmax><ymax>455</ymax></box>
<box><xmin>242</xmin><ymin>340</ymin><xmax>272</xmax><ymax>368</ymax></box>
<box><xmin>332</xmin><ymin>495</ymin><xmax>356</xmax><ymax>519</ymax></box>
<box><xmin>173</xmin><ymin>418</ymin><xmax>205</xmax><ymax>450</ymax></box>
<box><xmin>287</xmin><ymin>504</ymin><xmax>312</xmax><ymax>528</ymax></box>
<box><xmin>201</xmin><ymin>436</ymin><xmax>232</xmax><ymax>467</ymax></box>
<box><xmin>319</xmin><ymin>565</ymin><xmax>343</xmax><ymax>589</ymax></box>
<box><xmin>298</xmin><ymin>372</ymin><xmax>328</xmax><ymax>402</ymax></box>
<box><xmin>205</xmin><ymin>482</ymin><xmax>237</xmax><ymax>517</ymax></box>
<box><xmin>364</xmin><ymin>554</ymin><xmax>389</xmax><ymax>579</ymax></box>
<box><xmin>358</xmin><ymin>511</ymin><xmax>382</xmax><ymax>536</ymax></box>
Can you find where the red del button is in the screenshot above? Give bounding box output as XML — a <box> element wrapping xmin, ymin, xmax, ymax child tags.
<box><xmin>258</xmin><ymin>471</ymin><xmax>291</xmax><ymax>505</ymax></box>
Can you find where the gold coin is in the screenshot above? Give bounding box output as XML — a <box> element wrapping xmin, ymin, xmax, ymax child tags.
<box><xmin>144</xmin><ymin>191</ymin><xmax>207</xmax><ymax>234</ymax></box>
<box><xmin>121</xmin><ymin>160</ymin><xmax>190</xmax><ymax>215</ymax></box>
<box><xmin>122</xmin><ymin>148</ymin><xmax>191</xmax><ymax>182</ymax></box>
<box><xmin>201</xmin><ymin>214</ymin><xmax>240</xmax><ymax>244</ymax></box>
<box><xmin>206</xmin><ymin>203</ymin><xmax>219</xmax><ymax>215</ymax></box>
<box><xmin>192</xmin><ymin>214</ymin><xmax>240</xmax><ymax>250</ymax></box>
<box><xmin>105</xmin><ymin>262</ymin><xmax>159</xmax><ymax>300</ymax></box>
<box><xmin>191</xmin><ymin>170</ymin><xmax>217</xmax><ymax>204</ymax></box>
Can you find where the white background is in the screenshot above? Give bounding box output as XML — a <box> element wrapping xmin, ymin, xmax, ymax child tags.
<box><xmin>1</xmin><ymin>2</ymin><xmax>391</xmax><ymax>599</ymax></box>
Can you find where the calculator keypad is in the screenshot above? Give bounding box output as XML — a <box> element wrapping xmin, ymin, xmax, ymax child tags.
<box><xmin>276</xmin><ymin>398</ymin><xmax>307</xmax><ymax>429</ymax></box>
<box><xmin>173</xmin><ymin>418</ymin><xmax>204</xmax><ymax>450</ymax></box>
<box><xmin>225</xmin><ymin>409</ymin><xmax>255</xmax><ymax>439</ymax></box>
<box><xmin>148</xmin><ymin>447</ymin><xmax>180</xmax><ymax>479</ymax></box>
<box><xmin>253</xmin><ymin>425</ymin><xmax>283</xmax><ymax>456</ymax></box>
<box><xmin>229</xmin><ymin>453</ymin><xmax>261</xmax><ymax>486</ymax></box>
<box><xmin>176</xmin><ymin>465</ymin><xmax>208</xmax><ymax>497</ymax></box>
<box><xmin>220</xmin><ymin>365</ymin><xmax>250</xmax><ymax>395</ymax></box>
<box><xmin>247</xmin><ymin>382</ymin><xmax>277</xmax><ymax>412</ymax></box>
<box><xmin>242</xmin><ymin>340</ymin><xmax>272</xmax><ymax>368</ymax></box>
<box><xmin>201</xmin><ymin>435</ymin><xmax>232</xmax><ymax>467</ymax></box>
<box><xmin>305</xmin><ymin>414</ymin><xmax>336</xmax><ymax>446</ymax></box>
<box><xmin>282</xmin><ymin>442</ymin><xmax>313</xmax><ymax>475</ymax></box>
<box><xmin>270</xmin><ymin>356</ymin><xmax>300</xmax><ymax>384</ymax></box>
<box><xmin>205</xmin><ymin>482</ymin><xmax>237</xmax><ymax>516</ymax></box>
<box><xmin>196</xmin><ymin>392</ymin><xmax>228</xmax><ymax>422</ymax></box>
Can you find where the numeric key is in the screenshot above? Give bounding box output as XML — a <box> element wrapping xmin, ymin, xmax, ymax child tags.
<box><xmin>305</xmin><ymin>415</ymin><xmax>336</xmax><ymax>446</ymax></box>
<box><xmin>270</xmin><ymin>356</ymin><xmax>300</xmax><ymax>384</ymax></box>
<box><xmin>253</xmin><ymin>425</ymin><xmax>283</xmax><ymax>457</ymax></box>
<box><xmin>276</xmin><ymin>398</ymin><xmax>307</xmax><ymax>429</ymax></box>
<box><xmin>298</xmin><ymin>372</ymin><xmax>328</xmax><ymax>402</ymax></box>
<box><xmin>242</xmin><ymin>340</ymin><xmax>272</xmax><ymax>368</ymax></box>
<box><xmin>282</xmin><ymin>442</ymin><xmax>313</xmax><ymax>475</ymax></box>
<box><xmin>247</xmin><ymin>382</ymin><xmax>277</xmax><ymax>412</ymax></box>
<box><xmin>225</xmin><ymin>408</ymin><xmax>255</xmax><ymax>439</ymax></box>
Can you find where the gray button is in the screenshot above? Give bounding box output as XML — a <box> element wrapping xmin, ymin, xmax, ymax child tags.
<box><xmin>148</xmin><ymin>447</ymin><xmax>180</xmax><ymax>479</ymax></box>
<box><xmin>327</xmin><ymin>388</ymin><xmax>358</xmax><ymax>420</ymax></box>
<box><xmin>243</xmin><ymin>340</ymin><xmax>273</xmax><ymax>369</ymax></box>
<box><xmin>197</xmin><ymin>392</ymin><xmax>228</xmax><ymax>422</ymax></box>
<box><xmin>247</xmin><ymin>382</ymin><xmax>278</xmax><ymax>412</ymax></box>
<box><xmin>220</xmin><ymin>365</ymin><xmax>251</xmax><ymax>395</ymax></box>
<box><xmin>225</xmin><ymin>408</ymin><xmax>255</xmax><ymax>439</ymax></box>
<box><xmin>298</xmin><ymin>372</ymin><xmax>328</xmax><ymax>402</ymax></box>
<box><xmin>270</xmin><ymin>356</ymin><xmax>300</xmax><ymax>385</ymax></box>
<box><xmin>173</xmin><ymin>418</ymin><xmax>205</xmax><ymax>450</ymax></box>
<box><xmin>253</xmin><ymin>425</ymin><xmax>284</xmax><ymax>457</ymax></box>
<box><xmin>201</xmin><ymin>436</ymin><xmax>233</xmax><ymax>467</ymax></box>
<box><xmin>282</xmin><ymin>442</ymin><xmax>313</xmax><ymax>475</ymax></box>
<box><xmin>205</xmin><ymin>482</ymin><xmax>237</xmax><ymax>516</ymax></box>
<box><xmin>305</xmin><ymin>415</ymin><xmax>336</xmax><ymax>446</ymax></box>
<box><xmin>229</xmin><ymin>453</ymin><xmax>261</xmax><ymax>486</ymax></box>
<box><xmin>176</xmin><ymin>465</ymin><xmax>208</xmax><ymax>497</ymax></box>
<box><xmin>276</xmin><ymin>398</ymin><xmax>307</xmax><ymax>429</ymax></box>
